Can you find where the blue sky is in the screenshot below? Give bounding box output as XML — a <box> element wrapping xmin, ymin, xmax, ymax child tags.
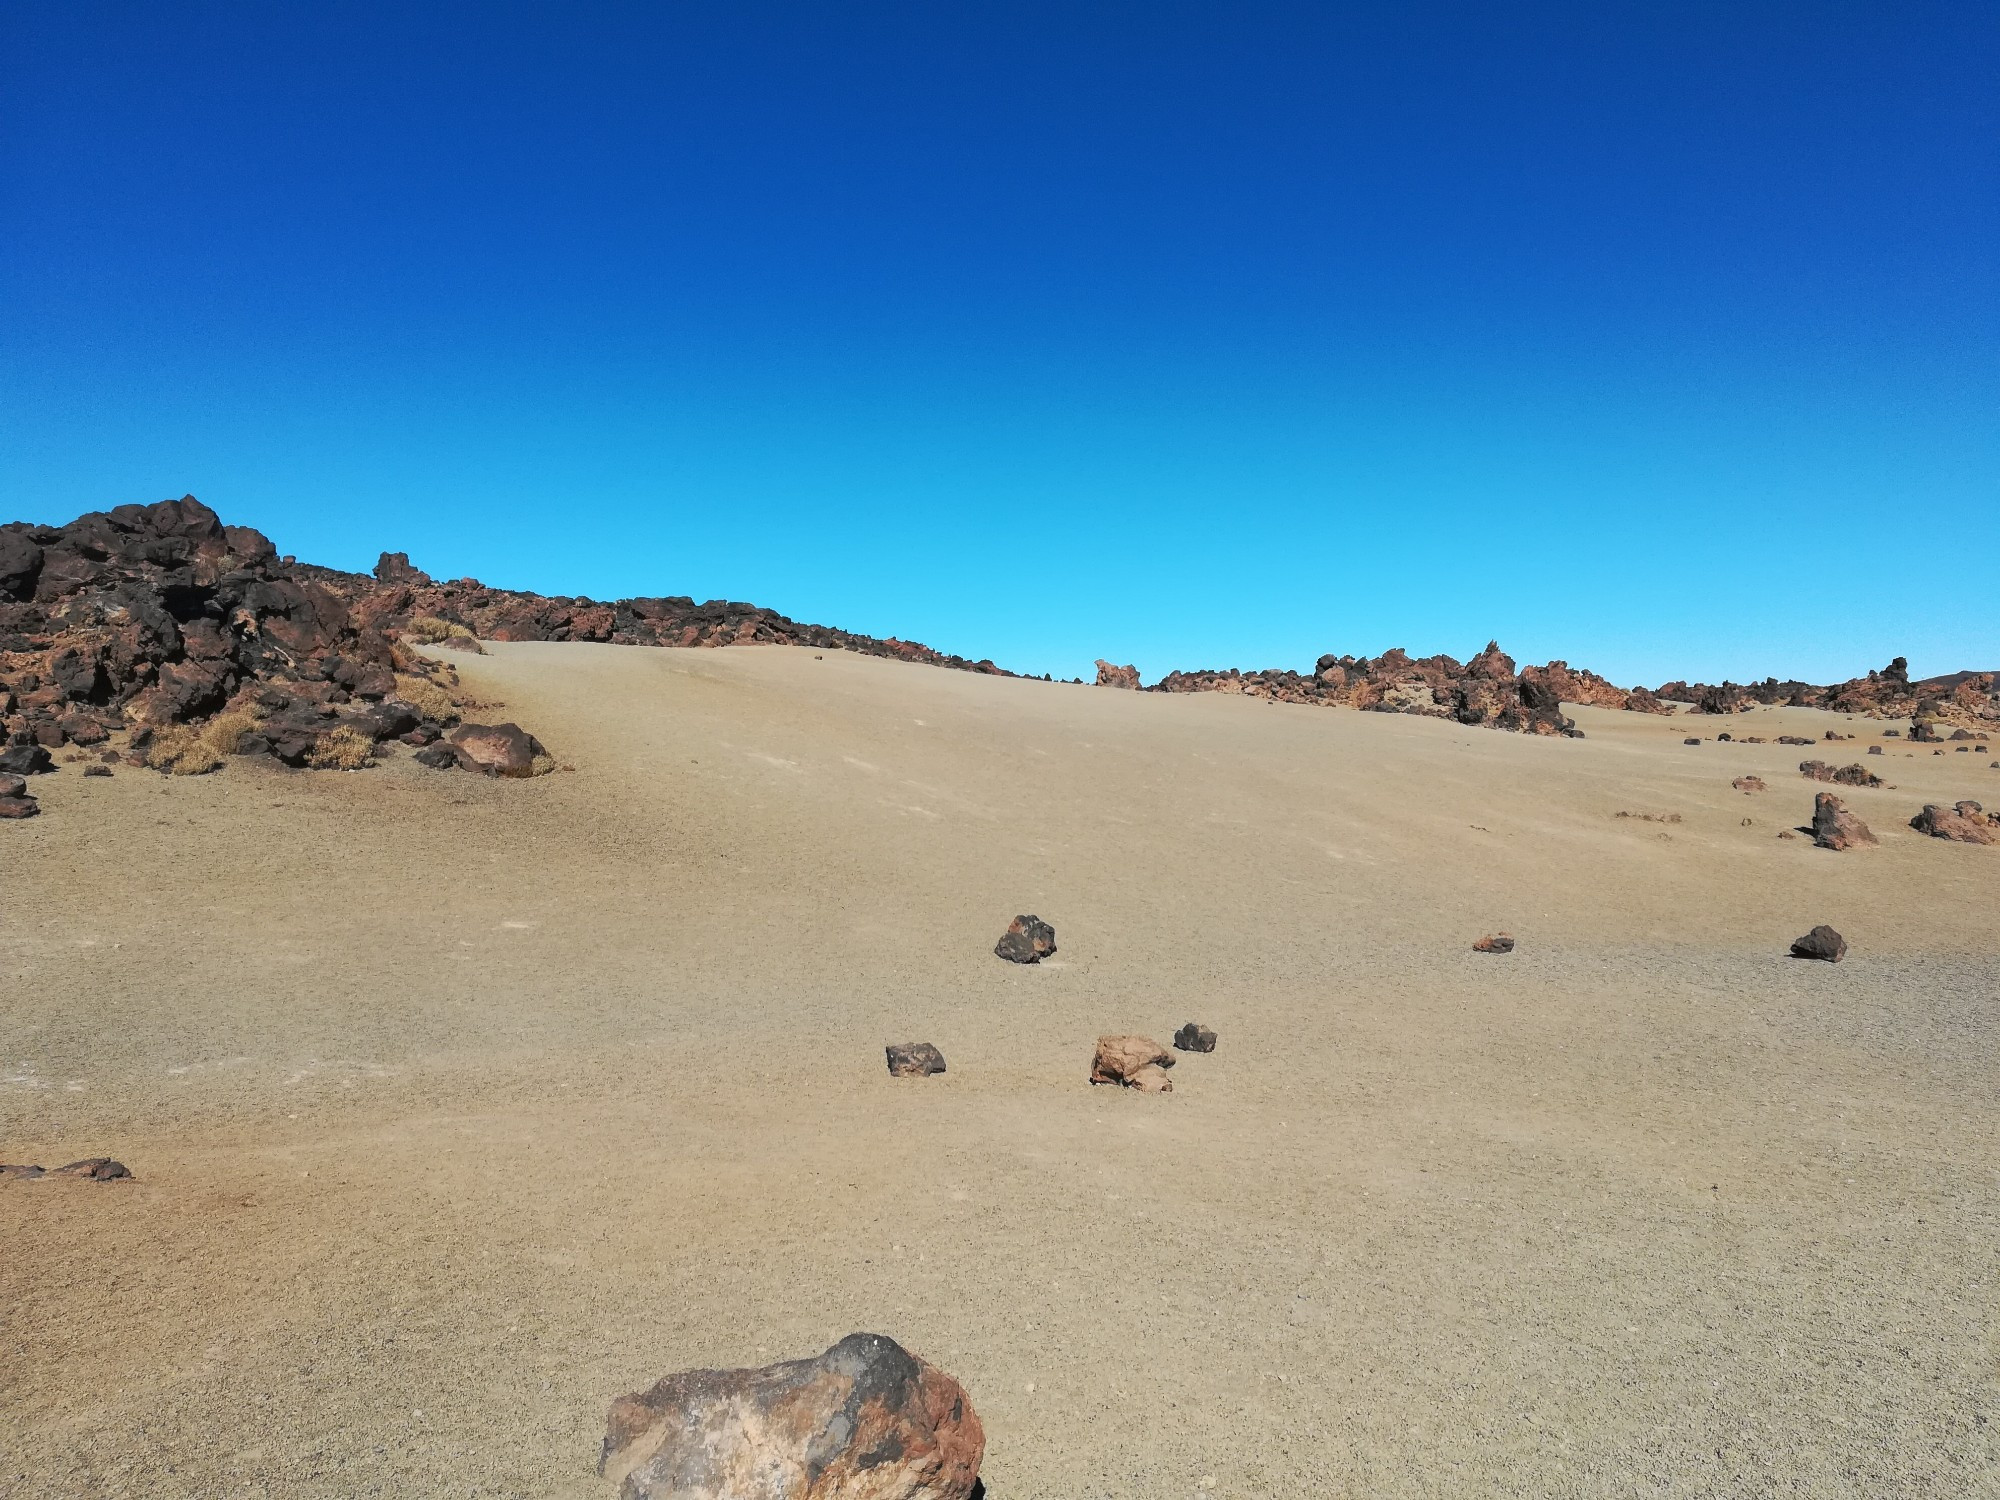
<box><xmin>3</xmin><ymin>2</ymin><xmax>1993</xmax><ymax>686</ymax></box>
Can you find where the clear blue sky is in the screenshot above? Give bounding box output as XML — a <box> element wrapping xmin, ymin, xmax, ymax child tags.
<box><xmin>3</xmin><ymin>2</ymin><xmax>1994</xmax><ymax>686</ymax></box>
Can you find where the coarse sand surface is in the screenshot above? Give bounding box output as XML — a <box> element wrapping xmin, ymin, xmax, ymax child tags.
<box><xmin>4</xmin><ymin>642</ymin><xmax>1997</xmax><ymax>1497</ymax></box>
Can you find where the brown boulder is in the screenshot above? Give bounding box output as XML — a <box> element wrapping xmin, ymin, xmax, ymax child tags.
<box><xmin>446</xmin><ymin>721</ymin><xmax>547</xmax><ymax>778</ymax></box>
<box><xmin>1472</xmin><ymin>933</ymin><xmax>1516</xmax><ymax>953</ymax></box>
<box><xmin>1126</xmin><ymin>1063</ymin><xmax>1174</xmax><ymax>1093</ymax></box>
<box><xmin>1090</xmin><ymin>1035</ymin><xmax>1174</xmax><ymax>1086</ymax></box>
<box><xmin>1173</xmin><ymin>1022</ymin><xmax>1217</xmax><ymax>1053</ymax></box>
<box><xmin>0</xmin><ymin>793</ymin><xmax>38</xmax><ymax>819</ymax></box>
<box><xmin>1093</xmin><ymin>660</ymin><xmax>1141</xmax><ymax>690</ymax></box>
<box><xmin>0</xmin><ymin>743</ymin><xmax>53</xmax><ymax>775</ymax></box>
<box><xmin>885</xmin><ymin>1042</ymin><xmax>947</xmax><ymax>1077</ymax></box>
<box><xmin>993</xmin><ymin>914</ymin><xmax>1055</xmax><ymax>964</ymax></box>
<box><xmin>1799</xmin><ymin>760</ymin><xmax>1884</xmax><ymax>788</ymax></box>
<box><xmin>1732</xmin><ymin>776</ymin><xmax>1768</xmax><ymax>793</ymax></box>
<box><xmin>50</xmin><ymin>1158</ymin><xmax>132</xmax><ymax>1180</ymax></box>
<box><xmin>0</xmin><ymin>1162</ymin><xmax>46</xmax><ymax>1179</ymax></box>
<box><xmin>1790</xmin><ymin>925</ymin><xmax>1847</xmax><ymax>962</ymax></box>
<box><xmin>1909</xmin><ymin>801</ymin><xmax>2000</xmax><ymax>845</ymax></box>
<box><xmin>1811</xmin><ymin>793</ymin><xmax>1876</xmax><ymax>851</ymax></box>
<box><xmin>599</xmin><ymin>1332</ymin><xmax>984</xmax><ymax>1500</ymax></box>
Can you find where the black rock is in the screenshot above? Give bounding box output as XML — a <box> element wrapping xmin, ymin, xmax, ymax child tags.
<box><xmin>412</xmin><ymin>744</ymin><xmax>460</xmax><ymax>770</ymax></box>
<box><xmin>885</xmin><ymin>1042</ymin><xmax>947</xmax><ymax>1077</ymax></box>
<box><xmin>994</xmin><ymin>914</ymin><xmax>1056</xmax><ymax>964</ymax></box>
<box><xmin>1173</xmin><ymin>1022</ymin><xmax>1218</xmax><ymax>1053</ymax></box>
<box><xmin>0</xmin><ymin>743</ymin><xmax>54</xmax><ymax>775</ymax></box>
<box><xmin>1790</xmin><ymin>925</ymin><xmax>1847</xmax><ymax>963</ymax></box>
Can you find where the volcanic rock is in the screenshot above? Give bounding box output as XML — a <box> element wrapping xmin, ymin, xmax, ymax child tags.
<box><xmin>1733</xmin><ymin>776</ymin><xmax>1768</xmax><ymax>793</ymax></box>
<box><xmin>1173</xmin><ymin>1022</ymin><xmax>1217</xmax><ymax>1053</ymax></box>
<box><xmin>445</xmin><ymin>721</ymin><xmax>547</xmax><ymax>778</ymax></box>
<box><xmin>0</xmin><ymin>790</ymin><xmax>39</xmax><ymax>818</ymax></box>
<box><xmin>1811</xmin><ymin>793</ymin><xmax>1876</xmax><ymax>851</ymax></box>
<box><xmin>1790</xmin><ymin>925</ymin><xmax>1848</xmax><ymax>962</ymax></box>
<box><xmin>50</xmin><ymin>1158</ymin><xmax>132</xmax><ymax>1180</ymax></box>
<box><xmin>993</xmin><ymin>914</ymin><xmax>1055</xmax><ymax>964</ymax></box>
<box><xmin>412</xmin><ymin>744</ymin><xmax>460</xmax><ymax>770</ymax></box>
<box><xmin>1090</xmin><ymin>1035</ymin><xmax>1174</xmax><ymax>1086</ymax></box>
<box><xmin>0</xmin><ymin>744</ymin><xmax>53</xmax><ymax>775</ymax></box>
<box><xmin>372</xmin><ymin>551</ymin><xmax>432</xmax><ymax>587</ymax></box>
<box><xmin>885</xmin><ymin>1042</ymin><xmax>947</xmax><ymax>1077</ymax></box>
<box><xmin>1909</xmin><ymin>801</ymin><xmax>2000</xmax><ymax>845</ymax></box>
<box><xmin>1799</xmin><ymin>760</ymin><xmax>1884</xmax><ymax>789</ymax></box>
<box><xmin>0</xmin><ymin>1162</ymin><xmax>46</xmax><ymax>1179</ymax></box>
<box><xmin>599</xmin><ymin>1332</ymin><xmax>984</xmax><ymax>1500</ymax></box>
<box><xmin>1125</xmin><ymin>1063</ymin><xmax>1174</xmax><ymax>1093</ymax></box>
<box><xmin>1093</xmin><ymin>660</ymin><xmax>1141</xmax><ymax>689</ymax></box>
<box><xmin>1473</xmin><ymin>933</ymin><xmax>1516</xmax><ymax>953</ymax></box>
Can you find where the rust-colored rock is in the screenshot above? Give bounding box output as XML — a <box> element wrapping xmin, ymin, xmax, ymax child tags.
<box><xmin>599</xmin><ymin>1332</ymin><xmax>984</xmax><ymax>1500</ymax></box>
<box><xmin>1732</xmin><ymin>776</ymin><xmax>1767</xmax><ymax>793</ymax></box>
<box><xmin>993</xmin><ymin>914</ymin><xmax>1055</xmax><ymax>964</ymax></box>
<box><xmin>1811</xmin><ymin>793</ymin><xmax>1876</xmax><ymax>851</ymax></box>
<box><xmin>0</xmin><ymin>792</ymin><xmax>38</xmax><ymax>819</ymax></box>
<box><xmin>1472</xmin><ymin>933</ymin><xmax>1516</xmax><ymax>953</ymax></box>
<box><xmin>1173</xmin><ymin>1022</ymin><xmax>1217</xmax><ymax>1053</ymax></box>
<box><xmin>885</xmin><ymin>1042</ymin><xmax>947</xmax><ymax>1077</ymax></box>
<box><xmin>1790</xmin><ymin>925</ymin><xmax>1847</xmax><ymax>962</ymax></box>
<box><xmin>446</xmin><ymin>721</ymin><xmax>548</xmax><ymax>778</ymax></box>
<box><xmin>1093</xmin><ymin>660</ymin><xmax>1141</xmax><ymax>689</ymax></box>
<box><xmin>49</xmin><ymin>1158</ymin><xmax>132</xmax><ymax>1180</ymax></box>
<box><xmin>1090</xmin><ymin>1035</ymin><xmax>1174</xmax><ymax>1086</ymax></box>
<box><xmin>1909</xmin><ymin>801</ymin><xmax>2000</xmax><ymax>845</ymax></box>
<box><xmin>1125</xmin><ymin>1062</ymin><xmax>1174</xmax><ymax>1093</ymax></box>
<box><xmin>1799</xmin><ymin>760</ymin><xmax>1884</xmax><ymax>789</ymax></box>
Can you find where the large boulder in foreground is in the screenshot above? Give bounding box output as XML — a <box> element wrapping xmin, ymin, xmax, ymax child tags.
<box><xmin>1811</xmin><ymin>793</ymin><xmax>1876</xmax><ymax>851</ymax></box>
<box><xmin>446</xmin><ymin>721</ymin><xmax>549</xmax><ymax>778</ymax></box>
<box><xmin>600</xmin><ymin>1332</ymin><xmax>984</xmax><ymax>1500</ymax></box>
<box><xmin>1790</xmin><ymin>925</ymin><xmax>1848</xmax><ymax>962</ymax></box>
<box><xmin>1090</xmin><ymin>1035</ymin><xmax>1174</xmax><ymax>1089</ymax></box>
<box><xmin>993</xmin><ymin>914</ymin><xmax>1055</xmax><ymax>964</ymax></box>
<box><xmin>1910</xmin><ymin>801</ymin><xmax>2000</xmax><ymax>844</ymax></box>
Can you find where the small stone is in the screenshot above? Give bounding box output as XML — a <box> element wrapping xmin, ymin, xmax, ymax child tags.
<box><xmin>1473</xmin><ymin>933</ymin><xmax>1516</xmax><ymax>953</ymax></box>
<box><xmin>994</xmin><ymin>914</ymin><xmax>1056</xmax><ymax>964</ymax></box>
<box><xmin>50</xmin><ymin>1158</ymin><xmax>132</xmax><ymax>1181</ymax></box>
<box><xmin>1090</xmin><ymin>1035</ymin><xmax>1174</xmax><ymax>1087</ymax></box>
<box><xmin>1790</xmin><ymin>925</ymin><xmax>1847</xmax><ymax>963</ymax></box>
<box><xmin>1683</xmin><ymin>737</ymin><xmax>1702</xmax><ymax>746</ymax></box>
<box><xmin>82</xmin><ymin>764</ymin><xmax>112</xmax><ymax>778</ymax></box>
<box><xmin>885</xmin><ymin>1042</ymin><xmax>947</xmax><ymax>1077</ymax></box>
<box><xmin>1173</xmin><ymin>1022</ymin><xmax>1217</xmax><ymax>1053</ymax></box>
<box><xmin>1732</xmin><ymin>776</ymin><xmax>1767</xmax><ymax>793</ymax></box>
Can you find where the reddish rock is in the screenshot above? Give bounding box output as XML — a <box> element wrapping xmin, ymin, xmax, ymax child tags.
<box><xmin>1790</xmin><ymin>925</ymin><xmax>1847</xmax><ymax>962</ymax></box>
<box><xmin>1472</xmin><ymin>933</ymin><xmax>1516</xmax><ymax>953</ymax></box>
<box><xmin>885</xmin><ymin>1042</ymin><xmax>947</xmax><ymax>1077</ymax></box>
<box><xmin>600</xmin><ymin>1332</ymin><xmax>984</xmax><ymax>1500</ymax></box>
<box><xmin>0</xmin><ymin>793</ymin><xmax>38</xmax><ymax>819</ymax></box>
<box><xmin>1126</xmin><ymin>1063</ymin><xmax>1174</xmax><ymax>1093</ymax></box>
<box><xmin>1173</xmin><ymin>1022</ymin><xmax>1217</xmax><ymax>1053</ymax></box>
<box><xmin>0</xmin><ymin>1162</ymin><xmax>46</xmax><ymax>1179</ymax></box>
<box><xmin>1090</xmin><ymin>1035</ymin><xmax>1174</xmax><ymax>1086</ymax></box>
<box><xmin>445</xmin><ymin>721</ymin><xmax>547</xmax><ymax>778</ymax></box>
<box><xmin>1799</xmin><ymin>760</ymin><xmax>1884</xmax><ymax>789</ymax></box>
<box><xmin>50</xmin><ymin>1158</ymin><xmax>131</xmax><ymax>1180</ymax></box>
<box><xmin>1811</xmin><ymin>793</ymin><xmax>1876</xmax><ymax>851</ymax></box>
<box><xmin>993</xmin><ymin>914</ymin><xmax>1055</xmax><ymax>964</ymax></box>
<box><xmin>1094</xmin><ymin>660</ymin><xmax>1141</xmax><ymax>689</ymax></box>
<box><xmin>1732</xmin><ymin>776</ymin><xmax>1768</xmax><ymax>793</ymax></box>
<box><xmin>373</xmin><ymin>551</ymin><xmax>432</xmax><ymax>586</ymax></box>
<box><xmin>1909</xmin><ymin>801</ymin><xmax>2000</xmax><ymax>845</ymax></box>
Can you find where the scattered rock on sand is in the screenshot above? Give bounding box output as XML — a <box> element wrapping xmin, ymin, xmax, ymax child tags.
<box><xmin>1174</xmin><ymin>1022</ymin><xmax>1218</xmax><ymax>1053</ymax></box>
<box><xmin>0</xmin><ymin>1163</ymin><xmax>46</xmax><ymax>1179</ymax></box>
<box><xmin>1909</xmin><ymin>802</ymin><xmax>2000</xmax><ymax>845</ymax></box>
<box><xmin>599</xmin><ymin>1331</ymin><xmax>984</xmax><ymax>1500</ymax></box>
<box><xmin>994</xmin><ymin>914</ymin><xmax>1056</xmax><ymax>964</ymax></box>
<box><xmin>1811</xmin><ymin>793</ymin><xmax>1876</xmax><ymax>851</ymax></box>
<box><xmin>0</xmin><ymin>772</ymin><xmax>39</xmax><ymax>818</ymax></box>
<box><xmin>1799</xmin><ymin>760</ymin><xmax>1885</xmax><ymax>789</ymax></box>
<box><xmin>1733</xmin><ymin>776</ymin><xmax>1768</xmax><ymax>793</ymax></box>
<box><xmin>1683</xmin><ymin>737</ymin><xmax>1702</xmax><ymax>746</ymax></box>
<box><xmin>2</xmin><ymin>1157</ymin><xmax>133</xmax><ymax>1181</ymax></box>
<box><xmin>1473</xmin><ymin>933</ymin><xmax>1516</xmax><ymax>953</ymax></box>
<box><xmin>1126</xmin><ymin>1063</ymin><xmax>1174</xmax><ymax>1092</ymax></box>
<box><xmin>1790</xmin><ymin>925</ymin><xmax>1848</xmax><ymax>962</ymax></box>
<box><xmin>82</xmin><ymin>764</ymin><xmax>112</xmax><ymax>777</ymax></box>
<box><xmin>1091</xmin><ymin>1034</ymin><xmax>1175</xmax><ymax>1087</ymax></box>
<box><xmin>885</xmin><ymin>1042</ymin><xmax>947</xmax><ymax>1077</ymax></box>
<box><xmin>444</xmin><ymin>721</ymin><xmax>549</xmax><ymax>778</ymax></box>
<box><xmin>1093</xmin><ymin>660</ymin><xmax>1141</xmax><ymax>689</ymax></box>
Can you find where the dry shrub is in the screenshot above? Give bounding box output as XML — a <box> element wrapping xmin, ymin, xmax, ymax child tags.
<box><xmin>307</xmin><ymin>726</ymin><xmax>375</xmax><ymax>770</ymax></box>
<box><xmin>529</xmin><ymin>752</ymin><xmax>557</xmax><ymax>777</ymax></box>
<box><xmin>200</xmin><ymin>710</ymin><xmax>261</xmax><ymax>756</ymax></box>
<box><xmin>404</xmin><ymin>616</ymin><xmax>453</xmax><ymax>643</ymax></box>
<box><xmin>392</xmin><ymin>673</ymin><xmax>458</xmax><ymax>723</ymax></box>
<box><xmin>146</xmin><ymin>725</ymin><xmax>225</xmax><ymax>776</ymax></box>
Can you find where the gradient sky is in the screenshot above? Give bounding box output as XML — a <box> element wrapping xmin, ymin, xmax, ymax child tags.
<box><xmin>3</xmin><ymin>2</ymin><xmax>1994</xmax><ymax>686</ymax></box>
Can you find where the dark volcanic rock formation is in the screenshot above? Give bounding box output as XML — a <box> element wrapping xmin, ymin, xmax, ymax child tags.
<box><xmin>1811</xmin><ymin>793</ymin><xmax>1877</xmax><ymax>851</ymax></box>
<box><xmin>1173</xmin><ymin>1022</ymin><xmax>1218</xmax><ymax>1053</ymax></box>
<box><xmin>993</xmin><ymin>914</ymin><xmax>1056</xmax><ymax>964</ymax></box>
<box><xmin>1790</xmin><ymin>925</ymin><xmax>1848</xmax><ymax>962</ymax></box>
<box><xmin>1659</xmin><ymin>657</ymin><xmax>2000</xmax><ymax>732</ymax></box>
<box><xmin>599</xmin><ymin>1332</ymin><xmax>984</xmax><ymax>1500</ymax></box>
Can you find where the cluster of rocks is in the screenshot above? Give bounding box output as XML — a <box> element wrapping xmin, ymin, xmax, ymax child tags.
<box><xmin>1799</xmin><ymin>760</ymin><xmax>1885</xmax><ymax>789</ymax></box>
<box><xmin>1661</xmin><ymin>657</ymin><xmax>2000</xmax><ymax>734</ymax></box>
<box><xmin>0</xmin><ymin>1157</ymin><xmax>131</xmax><ymax>1181</ymax></box>
<box><xmin>1910</xmin><ymin>801</ymin><xmax>2000</xmax><ymax>845</ymax></box>
<box><xmin>600</xmin><ymin>1332</ymin><xmax>984</xmax><ymax>1500</ymax></box>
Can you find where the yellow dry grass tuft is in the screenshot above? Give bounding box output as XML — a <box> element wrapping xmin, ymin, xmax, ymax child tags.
<box><xmin>307</xmin><ymin>727</ymin><xmax>375</xmax><ymax>771</ymax></box>
<box><xmin>402</xmin><ymin>617</ymin><xmax>484</xmax><ymax>654</ymax></box>
<box><xmin>145</xmin><ymin>725</ymin><xmax>225</xmax><ymax>776</ymax></box>
<box><xmin>201</xmin><ymin>710</ymin><xmax>262</xmax><ymax>756</ymax></box>
<box><xmin>392</xmin><ymin>674</ymin><xmax>458</xmax><ymax>723</ymax></box>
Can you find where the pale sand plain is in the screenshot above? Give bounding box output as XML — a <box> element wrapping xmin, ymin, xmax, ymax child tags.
<box><xmin>3</xmin><ymin>642</ymin><xmax>1997</xmax><ymax>1499</ymax></box>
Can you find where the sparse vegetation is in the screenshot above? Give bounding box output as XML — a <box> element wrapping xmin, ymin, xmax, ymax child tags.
<box><xmin>403</xmin><ymin>616</ymin><xmax>484</xmax><ymax>653</ymax></box>
<box><xmin>529</xmin><ymin>752</ymin><xmax>558</xmax><ymax>777</ymax></box>
<box><xmin>200</xmin><ymin>709</ymin><xmax>262</xmax><ymax>756</ymax></box>
<box><xmin>307</xmin><ymin>726</ymin><xmax>375</xmax><ymax>770</ymax></box>
<box><xmin>392</xmin><ymin>673</ymin><xmax>458</xmax><ymax>723</ymax></box>
<box><xmin>145</xmin><ymin>725</ymin><xmax>226</xmax><ymax>775</ymax></box>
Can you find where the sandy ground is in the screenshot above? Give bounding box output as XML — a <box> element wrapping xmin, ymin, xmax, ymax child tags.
<box><xmin>3</xmin><ymin>642</ymin><xmax>1997</xmax><ymax>1499</ymax></box>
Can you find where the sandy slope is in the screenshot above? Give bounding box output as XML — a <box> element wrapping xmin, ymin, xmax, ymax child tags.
<box><xmin>3</xmin><ymin>642</ymin><xmax>1997</xmax><ymax>1499</ymax></box>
